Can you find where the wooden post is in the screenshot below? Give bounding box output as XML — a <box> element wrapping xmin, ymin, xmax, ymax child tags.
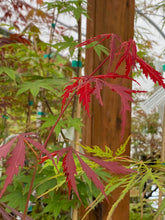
<box><xmin>80</xmin><ymin>1</ymin><xmax>135</xmax><ymax>219</ymax></box>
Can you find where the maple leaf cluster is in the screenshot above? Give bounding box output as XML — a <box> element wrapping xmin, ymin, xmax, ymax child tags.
<box><xmin>0</xmin><ymin>133</ymin><xmax>132</xmax><ymax>201</ymax></box>
<box><xmin>40</xmin><ymin>146</ymin><xmax>133</xmax><ymax>201</ymax></box>
<box><xmin>0</xmin><ymin>33</ymin><xmax>164</xmax><ymax>204</ymax></box>
<box><xmin>0</xmin><ymin>0</ymin><xmax>48</xmax><ymax>30</ymax></box>
<box><xmin>62</xmin><ymin>34</ymin><xmax>165</xmax><ymax>137</ymax></box>
<box><xmin>0</xmin><ymin>133</ymin><xmax>56</xmax><ymax>198</ymax></box>
<box><xmin>0</xmin><ymin>0</ymin><xmax>33</xmax><ymax>29</ymax></box>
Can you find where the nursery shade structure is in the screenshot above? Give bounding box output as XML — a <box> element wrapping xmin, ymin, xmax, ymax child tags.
<box><xmin>80</xmin><ymin>1</ymin><xmax>135</xmax><ymax>220</ymax></box>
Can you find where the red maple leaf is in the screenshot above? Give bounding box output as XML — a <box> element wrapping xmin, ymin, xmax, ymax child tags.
<box><xmin>108</xmin><ymin>34</ymin><xmax>121</xmax><ymax>70</ymax></box>
<box><xmin>84</xmin><ymin>155</ymin><xmax>133</xmax><ymax>175</ymax></box>
<box><xmin>40</xmin><ymin>146</ymin><xmax>133</xmax><ymax>201</ymax></box>
<box><xmin>114</xmin><ymin>38</ymin><xmax>165</xmax><ymax>87</ymax></box>
<box><xmin>62</xmin><ymin>74</ymin><xmax>145</xmax><ymax>138</ymax></box>
<box><xmin>61</xmin><ymin>80</ymin><xmax>79</xmax><ymax>111</ymax></box>
<box><xmin>104</xmin><ymin>83</ymin><xmax>133</xmax><ymax>138</ymax></box>
<box><xmin>75</xmin><ymin>152</ymin><xmax>107</xmax><ymax>200</ymax></box>
<box><xmin>76</xmin><ymin>33</ymin><xmax>121</xmax><ymax>72</ymax></box>
<box><xmin>92</xmin><ymin>79</ymin><xmax>104</xmax><ymax>105</ymax></box>
<box><xmin>0</xmin><ymin>133</ymin><xmax>56</xmax><ymax>198</ymax></box>
<box><xmin>76</xmin><ymin>34</ymin><xmax>114</xmax><ymax>48</ymax></box>
<box><xmin>114</xmin><ymin>39</ymin><xmax>137</xmax><ymax>76</ymax></box>
<box><xmin>61</xmin><ymin>34</ymin><xmax>165</xmax><ymax>138</ymax></box>
<box><xmin>62</xmin><ymin>148</ymin><xmax>80</xmax><ymax>200</ymax></box>
<box><xmin>77</xmin><ymin>82</ymin><xmax>93</xmax><ymax>116</ymax></box>
<box><xmin>0</xmin><ymin>34</ymin><xmax>31</xmax><ymax>48</ymax></box>
<box><xmin>136</xmin><ymin>56</ymin><xmax>165</xmax><ymax>88</ymax></box>
<box><xmin>77</xmin><ymin>34</ymin><xmax>165</xmax><ymax>88</ymax></box>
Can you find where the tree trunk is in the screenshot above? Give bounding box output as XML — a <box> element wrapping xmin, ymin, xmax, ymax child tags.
<box><xmin>80</xmin><ymin>1</ymin><xmax>135</xmax><ymax>220</ymax></box>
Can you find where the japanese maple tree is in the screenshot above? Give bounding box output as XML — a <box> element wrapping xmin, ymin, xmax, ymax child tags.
<box><xmin>0</xmin><ymin>1</ymin><xmax>165</xmax><ymax>220</ymax></box>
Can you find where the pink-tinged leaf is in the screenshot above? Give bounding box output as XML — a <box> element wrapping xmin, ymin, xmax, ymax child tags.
<box><xmin>56</xmin><ymin>147</ymin><xmax>71</xmax><ymax>163</ymax></box>
<box><xmin>77</xmin><ymin>82</ymin><xmax>93</xmax><ymax>116</ymax></box>
<box><xmin>2</xmin><ymin>211</ymin><xmax>11</xmax><ymax>220</ymax></box>
<box><xmin>0</xmin><ymin>132</ymin><xmax>61</xmax><ymax>197</ymax></box>
<box><xmin>84</xmin><ymin>155</ymin><xmax>133</xmax><ymax>174</ymax></box>
<box><xmin>62</xmin><ymin>148</ymin><xmax>80</xmax><ymax>200</ymax></box>
<box><xmin>10</xmin><ymin>34</ymin><xmax>31</xmax><ymax>46</ymax></box>
<box><xmin>0</xmin><ymin>137</ymin><xmax>17</xmax><ymax>159</ymax></box>
<box><xmin>136</xmin><ymin>56</ymin><xmax>165</xmax><ymax>88</ymax></box>
<box><xmin>75</xmin><ymin>152</ymin><xmax>108</xmax><ymax>201</ymax></box>
<box><xmin>24</xmin><ymin>137</ymin><xmax>58</xmax><ymax>171</ymax></box>
<box><xmin>0</xmin><ymin>136</ymin><xmax>25</xmax><ymax>198</ymax></box>
<box><xmin>131</xmin><ymin>40</ymin><xmax>137</xmax><ymax>66</ymax></box>
<box><xmin>42</xmin><ymin>147</ymin><xmax>80</xmax><ymax>199</ymax></box>
<box><xmin>76</xmin><ymin>34</ymin><xmax>112</xmax><ymax>48</ymax></box>
<box><xmin>0</xmin><ymin>202</ymin><xmax>33</xmax><ymax>220</ymax></box>
<box><xmin>104</xmin><ymin>83</ymin><xmax>133</xmax><ymax>139</ymax></box>
<box><xmin>123</xmin><ymin>39</ymin><xmax>137</xmax><ymax>68</ymax></box>
<box><xmin>125</xmin><ymin>54</ymin><xmax>132</xmax><ymax>76</ymax></box>
<box><xmin>0</xmin><ymin>34</ymin><xmax>31</xmax><ymax>47</ymax></box>
<box><xmin>20</xmin><ymin>132</ymin><xmax>37</xmax><ymax>137</ymax></box>
<box><xmin>92</xmin><ymin>80</ymin><xmax>103</xmax><ymax>105</ymax></box>
<box><xmin>115</xmin><ymin>39</ymin><xmax>137</xmax><ymax>76</ymax></box>
<box><xmin>108</xmin><ymin>34</ymin><xmax>121</xmax><ymax>70</ymax></box>
<box><xmin>0</xmin><ymin>206</ymin><xmax>12</xmax><ymax>220</ymax></box>
<box><xmin>103</xmin><ymin>73</ymin><xmax>140</xmax><ymax>85</ymax></box>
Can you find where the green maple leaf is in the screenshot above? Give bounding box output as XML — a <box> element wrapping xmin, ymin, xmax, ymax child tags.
<box><xmin>16</xmin><ymin>79</ymin><xmax>54</xmax><ymax>97</ymax></box>
<box><xmin>0</xmin><ymin>67</ymin><xmax>16</xmax><ymax>80</ymax></box>
<box><xmin>0</xmin><ymin>185</ymin><xmax>29</xmax><ymax>212</ymax></box>
<box><xmin>42</xmin><ymin>192</ymin><xmax>74</xmax><ymax>218</ymax></box>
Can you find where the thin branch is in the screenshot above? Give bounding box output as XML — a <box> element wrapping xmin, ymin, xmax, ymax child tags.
<box><xmin>136</xmin><ymin>8</ymin><xmax>165</xmax><ymax>40</ymax></box>
<box><xmin>23</xmin><ymin>138</ymin><xmax>39</xmax><ymax>159</ymax></box>
<box><xmin>22</xmin><ymin>162</ymin><xmax>38</xmax><ymax>220</ymax></box>
<box><xmin>144</xmin><ymin>186</ymin><xmax>158</xmax><ymax>199</ymax></box>
<box><xmin>41</xmin><ymin>94</ymin><xmax>54</xmax><ymax>115</ymax></box>
<box><xmin>43</xmin><ymin>91</ymin><xmax>76</xmax><ymax>148</ymax></box>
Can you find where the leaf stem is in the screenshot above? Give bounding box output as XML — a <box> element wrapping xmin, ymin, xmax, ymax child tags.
<box><xmin>23</xmin><ymin>138</ymin><xmax>39</xmax><ymax>159</ymax></box>
<box><xmin>43</xmin><ymin>91</ymin><xmax>76</xmax><ymax>148</ymax></box>
<box><xmin>89</xmin><ymin>54</ymin><xmax>110</xmax><ymax>77</ymax></box>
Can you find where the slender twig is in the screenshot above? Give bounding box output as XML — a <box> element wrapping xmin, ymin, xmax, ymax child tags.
<box><xmin>74</xmin><ymin>13</ymin><xmax>82</xmax><ymax>149</ymax></box>
<box><xmin>23</xmin><ymin>138</ymin><xmax>39</xmax><ymax>159</ymax></box>
<box><xmin>26</xmin><ymin>92</ymin><xmax>32</xmax><ymax>132</ymax></box>
<box><xmin>72</xmin><ymin>6</ymin><xmax>82</xmax><ymax>220</ymax></box>
<box><xmin>72</xmin><ymin>13</ymin><xmax>82</xmax><ymax>118</ymax></box>
<box><xmin>136</xmin><ymin>8</ymin><xmax>165</xmax><ymax>40</ymax></box>
<box><xmin>41</xmin><ymin>94</ymin><xmax>54</xmax><ymax>115</ymax></box>
<box><xmin>41</xmin><ymin>94</ymin><xmax>69</xmax><ymax>145</ymax></box>
<box><xmin>57</xmin><ymin>20</ymin><xmax>86</xmax><ymax>37</ymax></box>
<box><xmin>89</xmin><ymin>54</ymin><xmax>110</xmax><ymax>77</ymax></box>
<box><xmin>144</xmin><ymin>186</ymin><xmax>158</xmax><ymax>199</ymax></box>
<box><xmin>44</xmin><ymin>91</ymin><xmax>76</xmax><ymax>148</ymax></box>
<box><xmin>22</xmin><ymin>161</ymin><xmax>38</xmax><ymax>220</ymax></box>
<box><xmin>47</xmin><ymin>8</ymin><xmax>59</xmax><ymax>57</ymax></box>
